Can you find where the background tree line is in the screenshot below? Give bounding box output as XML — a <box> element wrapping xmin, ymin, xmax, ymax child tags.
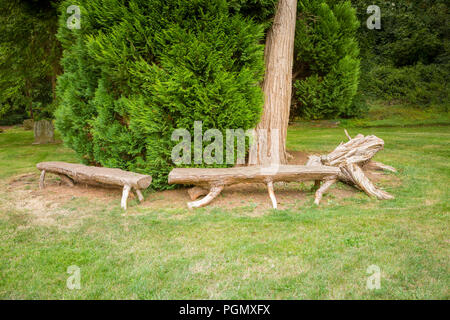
<box><xmin>0</xmin><ymin>0</ymin><xmax>61</xmax><ymax>124</ymax></box>
<box><xmin>0</xmin><ymin>0</ymin><xmax>448</xmax><ymax>188</ymax></box>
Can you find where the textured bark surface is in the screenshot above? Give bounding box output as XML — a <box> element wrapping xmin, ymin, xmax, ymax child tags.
<box><xmin>306</xmin><ymin>131</ymin><xmax>396</xmax><ymax>203</ymax></box>
<box><xmin>37</xmin><ymin>161</ymin><xmax>151</xmax><ymax>189</ymax></box>
<box><xmin>363</xmin><ymin>161</ymin><xmax>397</xmax><ymax>173</ymax></box>
<box><xmin>169</xmin><ymin>165</ymin><xmax>339</xmax><ymax>208</ymax></box>
<box><xmin>169</xmin><ymin>165</ymin><xmax>339</xmax><ymax>187</ymax></box>
<box><xmin>33</xmin><ymin>120</ymin><xmax>55</xmax><ymax>144</ymax></box>
<box><xmin>248</xmin><ymin>0</ymin><xmax>298</xmax><ymax>166</ymax></box>
<box><xmin>170</xmin><ymin>132</ymin><xmax>396</xmax><ymax>209</ymax></box>
<box><xmin>37</xmin><ymin>161</ymin><xmax>152</xmax><ymax>209</ymax></box>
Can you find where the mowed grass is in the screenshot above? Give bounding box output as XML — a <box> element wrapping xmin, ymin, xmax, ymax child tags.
<box><xmin>0</xmin><ymin>125</ymin><xmax>448</xmax><ymax>299</ymax></box>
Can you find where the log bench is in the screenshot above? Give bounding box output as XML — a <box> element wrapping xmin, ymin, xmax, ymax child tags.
<box><xmin>168</xmin><ymin>131</ymin><xmax>396</xmax><ymax>209</ymax></box>
<box><xmin>36</xmin><ymin>161</ymin><xmax>152</xmax><ymax>210</ymax></box>
<box><xmin>168</xmin><ymin>165</ymin><xmax>341</xmax><ymax>209</ymax></box>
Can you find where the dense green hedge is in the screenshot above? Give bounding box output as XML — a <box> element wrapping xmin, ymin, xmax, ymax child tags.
<box><xmin>56</xmin><ymin>0</ymin><xmax>267</xmax><ymax>189</ymax></box>
<box><xmin>291</xmin><ymin>0</ymin><xmax>361</xmax><ymax>119</ymax></box>
<box><xmin>353</xmin><ymin>0</ymin><xmax>449</xmax><ymax>108</ymax></box>
<box><xmin>363</xmin><ymin>62</ymin><xmax>450</xmax><ymax>108</ymax></box>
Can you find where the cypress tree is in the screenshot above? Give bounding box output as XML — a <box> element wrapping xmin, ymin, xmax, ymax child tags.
<box><xmin>291</xmin><ymin>0</ymin><xmax>361</xmax><ymax>119</ymax></box>
<box><xmin>56</xmin><ymin>0</ymin><xmax>266</xmax><ymax>189</ymax></box>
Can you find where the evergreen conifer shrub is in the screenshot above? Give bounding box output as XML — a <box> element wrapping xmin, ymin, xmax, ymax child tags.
<box><xmin>56</xmin><ymin>0</ymin><xmax>266</xmax><ymax>189</ymax></box>
<box><xmin>292</xmin><ymin>0</ymin><xmax>361</xmax><ymax>119</ymax></box>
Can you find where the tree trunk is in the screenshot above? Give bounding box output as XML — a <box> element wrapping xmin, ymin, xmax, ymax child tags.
<box><xmin>25</xmin><ymin>80</ymin><xmax>33</xmax><ymax>120</ymax></box>
<box><xmin>248</xmin><ymin>0</ymin><xmax>298</xmax><ymax>166</ymax></box>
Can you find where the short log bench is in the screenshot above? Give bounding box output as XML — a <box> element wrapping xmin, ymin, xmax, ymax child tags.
<box><xmin>168</xmin><ymin>165</ymin><xmax>341</xmax><ymax>209</ymax></box>
<box><xmin>36</xmin><ymin>161</ymin><xmax>152</xmax><ymax>210</ymax></box>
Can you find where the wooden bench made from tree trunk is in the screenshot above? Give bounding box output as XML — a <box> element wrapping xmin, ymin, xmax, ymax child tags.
<box><xmin>169</xmin><ymin>131</ymin><xmax>396</xmax><ymax>209</ymax></box>
<box><xmin>168</xmin><ymin>165</ymin><xmax>341</xmax><ymax>209</ymax></box>
<box><xmin>36</xmin><ymin>161</ymin><xmax>152</xmax><ymax>210</ymax></box>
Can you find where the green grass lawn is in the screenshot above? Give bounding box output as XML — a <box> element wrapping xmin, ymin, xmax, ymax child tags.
<box><xmin>0</xmin><ymin>125</ymin><xmax>448</xmax><ymax>299</ymax></box>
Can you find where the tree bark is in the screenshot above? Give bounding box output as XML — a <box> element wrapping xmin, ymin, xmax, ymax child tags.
<box><xmin>169</xmin><ymin>165</ymin><xmax>339</xmax><ymax>188</ymax></box>
<box><xmin>37</xmin><ymin>161</ymin><xmax>152</xmax><ymax>190</ymax></box>
<box><xmin>25</xmin><ymin>80</ymin><xmax>33</xmax><ymax>120</ymax></box>
<box><xmin>306</xmin><ymin>131</ymin><xmax>396</xmax><ymax>203</ymax></box>
<box><xmin>37</xmin><ymin>161</ymin><xmax>152</xmax><ymax>210</ymax></box>
<box><xmin>248</xmin><ymin>0</ymin><xmax>298</xmax><ymax>166</ymax></box>
<box><xmin>169</xmin><ymin>165</ymin><xmax>339</xmax><ymax>208</ymax></box>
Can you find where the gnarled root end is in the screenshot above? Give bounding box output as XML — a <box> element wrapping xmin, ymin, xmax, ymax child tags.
<box><xmin>341</xmin><ymin>164</ymin><xmax>394</xmax><ymax>200</ymax></box>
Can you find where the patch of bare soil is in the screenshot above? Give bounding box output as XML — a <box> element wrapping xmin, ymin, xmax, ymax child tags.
<box><xmin>3</xmin><ymin>152</ymin><xmax>401</xmax><ymax>220</ymax></box>
<box><xmin>4</xmin><ymin>173</ymin><xmax>123</xmax><ymax>227</ymax></box>
<box><xmin>287</xmin><ymin>150</ymin><xmax>310</xmax><ymax>165</ymax></box>
<box><xmin>0</xmin><ymin>125</ymin><xmax>16</xmax><ymax>131</ymax></box>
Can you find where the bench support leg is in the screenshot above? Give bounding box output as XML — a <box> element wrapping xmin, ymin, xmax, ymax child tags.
<box><xmin>188</xmin><ymin>186</ymin><xmax>224</xmax><ymax>209</ymax></box>
<box><xmin>135</xmin><ymin>189</ymin><xmax>144</xmax><ymax>202</ymax></box>
<box><xmin>267</xmin><ymin>181</ymin><xmax>277</xmax><ymax>209</ymax></box>
<box><xmin>57</xmin><ymin>174</ymin><xmax>74</xmax><ymax>187</ymax></box>
<box><xmin>39</xmin><ymin>170</ymin><xmax>46</xmax><ymax>189</ymax></box>
<box><xmin>314</xmin><ymin>179</ymin><xmax>336</xmax><ymax>205</ymax></box>
<box><xmin>312</xmin><ymin>180</ymin><xmax>321</xmax><ymax>191</ymax></box>
<box><xmin>121</xmin><ymin>185</ymin><xmax>131</xmax><ymax>210</ymax></box>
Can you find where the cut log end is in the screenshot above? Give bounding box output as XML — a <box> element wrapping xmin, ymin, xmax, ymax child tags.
<box><xmin>188</xmin><ymin>186</ymin><xmax>209</xmax><ymax>201</ymax></box>
<box><xmin>187</xmin><ymin>186</ymin><xmax>224</xmax><ymax>209</ymax></box>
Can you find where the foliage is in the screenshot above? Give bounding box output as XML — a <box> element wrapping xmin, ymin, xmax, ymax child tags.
<box><xmin>352</xmin><ymin>0</ymin><xmax>448</xmax><ymax>67</ymax></box>
<box><xmin>291</xmin><ymin>0</ymin><xmax>361</xmax><ymax>119</ymax></box>
<box><xmin>353</xmin><ymin>0</ymin><xmax>449</xmax><ymax>107</ymax></box>
<box><xmin>363</xmin><ymin>62</ymin><xmax>450</xmax><ymax>107</ymax></box>
<box><xmin>56</xmin><ymin>0</ymin><xmax>266</xmax><ymax>189</ymax></box>
<box><xmin>0</xmin><ymin>0</ymin><xmax>61</xmax><ymax>122</ymax></box>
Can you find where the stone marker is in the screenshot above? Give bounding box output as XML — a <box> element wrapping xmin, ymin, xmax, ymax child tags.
<box><xmin>23</xmin><ymin>119</ymin><xmax>34</xmax><ymax>130</ymax></box>
<box><xmin>33</xmin><ymin>119</ymin><xmax>55</xmax><ymax>144</ymax></box>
